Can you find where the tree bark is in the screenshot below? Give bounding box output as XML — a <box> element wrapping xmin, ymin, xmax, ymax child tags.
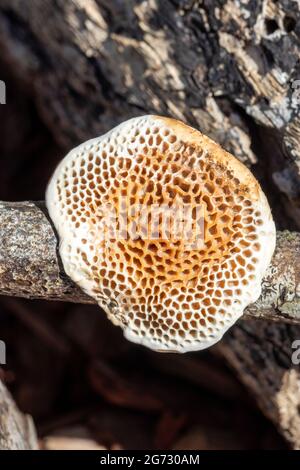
<box><xmin>216</xmin><ymin>319</ymin><xmax>300</xmax><ymax>449</ymax></box>
<box><xmin>0</xmin><ymin>0</ymin><xmax>299</xmax><ymax>226</ymax></box>
<box><xmin>0</xmin><ymin>380</ymin><xmax>38</xmax><ymax>450</ymax></box>
<box><xmin>1</xmin><ymin>0</ymin><xmax>300</xmax><ymax>449</ymax></box>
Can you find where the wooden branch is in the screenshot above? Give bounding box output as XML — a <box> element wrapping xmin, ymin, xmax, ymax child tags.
<box><xmin>0</xmin><ymin>201</ymin><xmax>92</xmax><ymax>305</ymax></box>
<box><xmin>2</xmin><ymin>200</ymin><xmax>300</xmax><ymax>447</ymax></box>
<box><xmin>216</xmin><ymin>319</ymin><xmax>300</xmax><ymax>449</ymax></box>
<box><xmin>0</xmin><ymin>0</ymin><xmax>300</xmax><ymax>449</ymax></box>
<box><xmin>0</xmin><ymin>379</ymin><xmax>38</xmax><ymax>450</ymax></box>
<box><xmin>0</xmin><ymin>200</ymin><xmax>299</xmax><ymax>324</ymax></box>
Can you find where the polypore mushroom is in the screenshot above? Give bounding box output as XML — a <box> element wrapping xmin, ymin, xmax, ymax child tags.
<box><xmin>46</xmin><ymin>116</ymin><xmax>275</xmax><ymax>352</ymax></box>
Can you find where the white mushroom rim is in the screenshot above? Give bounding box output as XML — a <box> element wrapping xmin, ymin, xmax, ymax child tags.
<box><xmin>46</xmin><ymin>115</ymin><xmax>276</xmax><ymax>353</ymax></box>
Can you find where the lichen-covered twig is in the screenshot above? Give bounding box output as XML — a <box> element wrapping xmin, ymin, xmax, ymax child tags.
<box><xmin>0</xmin><ymin>0</ymin><xmax>300</xmax><ymax>448</ymax></box>
<box><xmin>0</xmin><ymin>200</ymin><xmax>299</xmax><ymax>323</ymax></box>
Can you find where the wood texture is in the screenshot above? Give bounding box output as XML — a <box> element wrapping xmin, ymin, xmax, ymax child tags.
<box><xmin>0</xmin><ymin>380</ymin><xmax>38</xmax><ymax>450</ymax></box>
<box><xmin>0</xmin><ymin>0</ymin><xmax>299</xmax><ymax>228</ymax></box>
<box><xmin>0</xmin><ymin>0</ymin><xmax>300</xmax><ymax>449</ymax></box>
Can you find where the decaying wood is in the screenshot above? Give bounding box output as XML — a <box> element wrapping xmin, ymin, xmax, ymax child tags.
<box><xmin>0</xmin><ymin>0</ymin><xmax>299</xmax><ymax>226</ymax></box>
<box><xmin>1</xmin><ymin>0</ymin><xmax>300</xmax><ymax>450</ymax></box>
<box><xmin>216</xmin><ymin>320</ymin><xmax>300</xmax><ymax>449</ymax></box>
<box><xmin>0</xmin><ymin>200</ymin><xmax>299</xmax><ymax>324</ymax></box>
<box><xmin>0</xmin><ymin>201</ymin><xmax>91</xmax><ymax>305</ymax></box>
<box><xmin>0</xmin><ymin>380</ymin><xmax>38</xmax><ymax>450</ymax></box>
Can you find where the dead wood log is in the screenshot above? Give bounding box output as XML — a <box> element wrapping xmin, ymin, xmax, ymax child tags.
<box><xmin>0</xmin><ymin>0</ymin><xmax>299</xmax><ymax>226</ymax></box>
<box><xmin>1</xmin><ymin>0</ymin><xmax>300</xmax><ymax>450</ymax></box>
<box><xmin>0</xmin><ymin>379</ymin><xmax>38</xmax><ymax>450</ymax></box>
<box><xmin>215</xmin><ymin>320</ymin><xmax>300</xmax><ymax>449</ymax></box>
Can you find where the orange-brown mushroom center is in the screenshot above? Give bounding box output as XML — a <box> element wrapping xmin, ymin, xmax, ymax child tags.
<box><xmin>86</xmin><ymin>145</ymin><xmax>254</xmax><ymax>302</ymax></box>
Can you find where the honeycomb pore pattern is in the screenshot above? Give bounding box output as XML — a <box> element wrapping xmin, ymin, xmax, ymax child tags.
<box><xmin>46</xmin><ymin>115</ymin><xmax>276</xmax><ymax>352</ymax></box>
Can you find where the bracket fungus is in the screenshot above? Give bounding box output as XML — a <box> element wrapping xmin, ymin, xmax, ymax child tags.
<box><xmin>46</xmin><ymin>116</ymin><xmax>276</xmax><ymax>352</ymax></box>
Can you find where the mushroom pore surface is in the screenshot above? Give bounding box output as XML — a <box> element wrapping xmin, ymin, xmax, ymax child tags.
<box><xmin>46</xmin><ymin>115</ymin><xmax>276</xmax><ymax>352</ymax></box>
